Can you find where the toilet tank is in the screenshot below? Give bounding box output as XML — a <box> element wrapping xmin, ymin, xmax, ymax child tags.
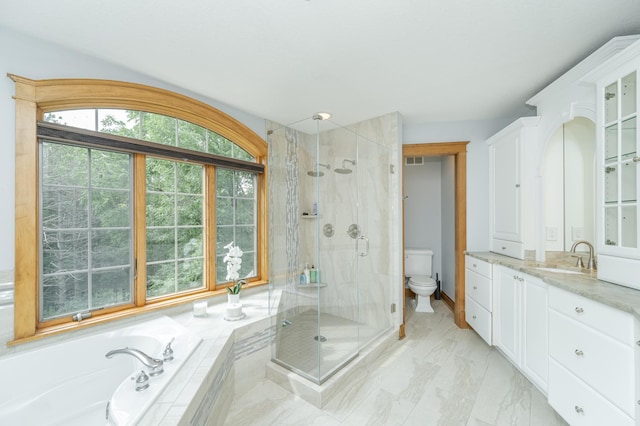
<box><xmin>405</xmin><ymin>248</ymin><xmax>434</xmax><ymax>277</ymax></box>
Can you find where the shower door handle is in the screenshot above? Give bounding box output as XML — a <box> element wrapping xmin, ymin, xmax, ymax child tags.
<box><xmin>358</xmin><ymin>235</ymin><xmax>369</xmax><ymax>257</ymax></box>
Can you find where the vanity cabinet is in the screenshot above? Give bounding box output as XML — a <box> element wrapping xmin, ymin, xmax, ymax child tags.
<box><xmin>464</xmin><ymin>256</ymin><xmax>492</xmax><ymax>345</ymax></box>
<box><xmin>487</xmin><ymin>117</ymin><xmax>540</xmax><ymax>260</ymax></box>
<box><xmin>585</xmin><ymin>39</ymin><xmax>640</xmax><ymax>289</ymax></box>
<box><xmin>492</xmin><ymin>265</ymin><xmax>548</xmax><ymax>393</ymax></box>
<box><xmin>547</xmin><ymin>286</ymin><xmax>636</xmax><ymax>425</ymax></box>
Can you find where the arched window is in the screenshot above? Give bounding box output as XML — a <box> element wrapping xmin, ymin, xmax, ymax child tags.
<box><xmin>10</xmin><ymin>76</ymin><xmax>268</xmax><ymax>341</ymax></box>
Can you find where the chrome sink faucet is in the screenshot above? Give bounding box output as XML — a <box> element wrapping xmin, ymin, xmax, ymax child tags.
<box><xmin>570</xmin><ymin>240</ymin><xmax>597</xmax><ymax>271</ymax></box>
<box><xmin>105</xmin><ymin>347</ymin><xmax>164</xmax><ymax>376</ymax></box>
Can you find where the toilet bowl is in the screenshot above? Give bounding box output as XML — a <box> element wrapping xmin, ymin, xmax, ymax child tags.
<box><xmin>408</xmin><ymin>275</ymin><xmax>437</xmax><ymax>313</ymax></box>
<box><xmin>405</xmin><ymin>248</ymin><xmax>437</xmax><ymax>313</ymax></box>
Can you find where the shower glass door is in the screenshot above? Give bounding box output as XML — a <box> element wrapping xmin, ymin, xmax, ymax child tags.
<box><xmin>267</xmin><ymin>115</ymin><xmax>392</xmax><ymax>385</ymax></box>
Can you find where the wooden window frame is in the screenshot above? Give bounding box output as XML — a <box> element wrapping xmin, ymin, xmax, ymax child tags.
<box><xmin>10</xmin><ymin>75</ymin><xmax>269</xmax><ymax>343</ymax></box>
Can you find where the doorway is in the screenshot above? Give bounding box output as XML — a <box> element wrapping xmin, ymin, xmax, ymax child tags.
<box><xmin>401</xmin><ymin>142</ymin><xmax>469</xmax><ymax>335</ymax></box>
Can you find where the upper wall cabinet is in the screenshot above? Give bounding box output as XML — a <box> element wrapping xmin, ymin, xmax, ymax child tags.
<box><xmin>583</xmin><ymin>39</ymin><xmax>640</xmax><ymax>289</ymax></box>
<box><xmin>488</xmin><ymin>117</ymin><xmax>540</xmax><ymax>259</ymax></box>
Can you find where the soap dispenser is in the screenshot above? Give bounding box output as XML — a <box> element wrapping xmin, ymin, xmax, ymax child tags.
<box><xmin>303</xmin><ymin>264</ymin><xmax>310</xmax><ymax>284</ymax></box>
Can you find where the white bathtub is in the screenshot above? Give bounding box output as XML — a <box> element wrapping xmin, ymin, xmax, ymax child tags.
<box><xmin>0</xmin><ymin>315</ymin><xmax>201</xmax><ymax>425</ymax></box>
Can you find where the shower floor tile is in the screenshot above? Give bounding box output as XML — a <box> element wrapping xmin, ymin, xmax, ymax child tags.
<box><xmin>274</xmin><ymin>309</ymin><xmax>377</xmax><ymax>381</ymax></box>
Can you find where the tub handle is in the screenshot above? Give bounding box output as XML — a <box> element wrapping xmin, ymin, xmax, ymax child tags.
<box><xmin>133</xmin><ymin>370</ymin><xmax>150</xmax><ymax>392</ymax></box>
<box><xmin>163</xmin><ymin>337</ymin><xmax>175</xmax><ymax>362</ymax></box>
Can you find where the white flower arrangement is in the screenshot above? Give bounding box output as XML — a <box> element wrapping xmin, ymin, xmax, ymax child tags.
<box><xmin>223</xmin><ymin>241</ymin><xmax>244</xmax><ymax>294</ymax></box>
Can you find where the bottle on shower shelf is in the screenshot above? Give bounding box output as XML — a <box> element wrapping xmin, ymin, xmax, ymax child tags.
<box><xmin>310</xmin><ymin>265</ymin><xmax>317</xmax><ymax>283</ymax></box>
<box><xmin>303</xmin><ymin>264</ymin><xmax>310</xmax><ymax>284</ymax></box>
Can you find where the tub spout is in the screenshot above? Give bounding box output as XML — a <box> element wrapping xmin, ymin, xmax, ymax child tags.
<box><xmin>105</xmin><ymin>347</ymin><xmax>164</xmax><ymax>376</ymax></box>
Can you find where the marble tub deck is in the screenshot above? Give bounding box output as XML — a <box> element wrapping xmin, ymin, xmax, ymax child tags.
<box><xmin>225</xmin><ymin>300</ymin><xmax>567</xmax><ymax>426</ymax></box>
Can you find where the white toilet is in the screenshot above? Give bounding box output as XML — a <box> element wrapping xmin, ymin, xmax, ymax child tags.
<box><xmin>405</xmin><ymin>248</ymin><xmax>437</xmax><ymax>313</ymax></box>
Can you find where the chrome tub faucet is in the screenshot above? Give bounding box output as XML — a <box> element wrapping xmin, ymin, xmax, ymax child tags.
<box><xmin>105</xmin><ymin>347</ymin><xmax>164</xmax><ymax>376</ymax></box>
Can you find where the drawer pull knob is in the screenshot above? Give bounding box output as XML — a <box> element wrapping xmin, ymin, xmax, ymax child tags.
<box><xmin>575</xmin><ymin>307</ymin><xmax>584</xmax><ymax>313</ymax></box>
<box><xmin>502</xmin><ymin>246</ymin><xmax>507</xmax><ymax>250</ymax></box>
<box><xmin>574</xmin><ymin>406</ymin><xmax>584</xmax><ymax>414</ymax></box>
<box><xmin>575</xmin><ymin>349</ymin><xmax>584</xmax><ymax>356</ymax></box>
<box><xmin>473</xmin><ymin>286</ymin><xmax>478</xmax><ymax>290</ymax></box>
<box><xmin>472</xmin><ymin>315</ymin><xmax>477</xmax><ymax>319</ymax></box>
<box><xmin>473</xmin><ymin>264</ymin><xmax>477</xmax><ymax>267</ymax></box>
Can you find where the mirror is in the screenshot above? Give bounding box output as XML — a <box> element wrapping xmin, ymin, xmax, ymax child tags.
<box><xmin>542</xmin><ymin>117</ymin><xmax>596</xmax><ymax>252</ymax></box>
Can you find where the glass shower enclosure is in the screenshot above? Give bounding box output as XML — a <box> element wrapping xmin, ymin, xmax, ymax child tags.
<box><xmin>267</xmin><ymin>114</ymin><xmax>394</xmax><ymax>384</ymax></box>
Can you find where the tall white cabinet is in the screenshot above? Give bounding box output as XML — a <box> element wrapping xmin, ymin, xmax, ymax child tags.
<box><xmin>487</xmin><ymin>117</ymin><xmax>540</xmax><ymax>260</ymax></box>
<box><xmin>584</xmin><ymin>42</ymin><xmax>640</xmax><ymax>289</ymax></box>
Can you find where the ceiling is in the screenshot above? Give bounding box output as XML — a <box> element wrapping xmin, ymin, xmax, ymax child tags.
<box><xmin>2</xmin><ymin>1</ymin><xmax>640</xmax><ymax>130</ymax></box>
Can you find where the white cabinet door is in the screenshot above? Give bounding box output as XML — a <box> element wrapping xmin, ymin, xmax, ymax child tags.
<box><xmin>491</xmin><ymin>132</ymin><xmax>522</xmax><ymax>242</ymax></box>
<box><xmin>493</xmin><ymin>265</ymin><xmax>521</xmax><ymax>365</ymax></box>
<box><xmin>522</xmin><ymin>275</ymin><xmax>548</xmax><ymax>392</ymax></box>
<box><xmin>493</xmin><ymin>265</ymin><xmax>549</xmax><ymax>394</ymax></box>
<box><xmin>487</xmin><ymin>117</ymin><xmax>539</xmax><ymax>260</ymax></box>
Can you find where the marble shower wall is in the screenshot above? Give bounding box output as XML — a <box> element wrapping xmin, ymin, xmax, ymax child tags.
<box><xmin>267</xmin><ymin>112</ymin><xmax>400</xmax><ymax>346</ymax></box>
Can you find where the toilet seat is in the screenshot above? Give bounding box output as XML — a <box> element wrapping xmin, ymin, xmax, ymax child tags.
<box><xmin>408</xmin><ymin>275</ymin><xmax>436</xmax><ymax>287</ymax></box>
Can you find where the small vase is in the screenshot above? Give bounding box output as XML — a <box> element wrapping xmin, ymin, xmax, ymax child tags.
<box><xmin>228</xmin><ymin>293</ymin><xmax>240</xmax><ymax>305</ymax></box>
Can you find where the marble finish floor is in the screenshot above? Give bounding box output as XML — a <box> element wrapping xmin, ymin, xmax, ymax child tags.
<box><xmin>225</xmin><ymin>300</ymin><xmax>568</xmax><ymax>426</ymax></box>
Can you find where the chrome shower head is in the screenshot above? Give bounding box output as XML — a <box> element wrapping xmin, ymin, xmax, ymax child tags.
<box><xmin>308</xmin><ymin>163</ymin><xmax>330</xmax><ymax>177</ymax></box>
<box><xmin>334</xmin><ymin>159</ymin><xmax>356</xmax><ymax>174</ymax></box>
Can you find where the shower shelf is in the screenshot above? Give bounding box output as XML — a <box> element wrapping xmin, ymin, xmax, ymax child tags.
<box><xmin>295</xmin><ymin>283</ymin><xmax>327</xmax><ymax>288</ymax></box>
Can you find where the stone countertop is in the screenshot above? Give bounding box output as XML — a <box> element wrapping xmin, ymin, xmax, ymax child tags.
<box><xmin>466</xmin><ymin>251</ymin><xmax>640</xmax><ymax>321</ymax></box>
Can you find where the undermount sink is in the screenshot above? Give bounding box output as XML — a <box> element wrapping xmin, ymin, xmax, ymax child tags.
<box><xmin>535</xmin><ymin>267</ymin><xmax>584</xmax><ymax>275</ymax></box>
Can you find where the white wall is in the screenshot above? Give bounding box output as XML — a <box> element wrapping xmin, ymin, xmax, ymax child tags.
<box><xmin>404</xmin><ymin>158</ymin><xmax>442</xmax><ymax>279</ymax></box>
<box><xmin>403</xmin><ymin>117</ymin><xmax>529</xmax><ymax>252</ymax></box>
<box><xmin>0</xmin><ymin>26</ymin><xmax>266</xmax><ymax>274</ymax></box>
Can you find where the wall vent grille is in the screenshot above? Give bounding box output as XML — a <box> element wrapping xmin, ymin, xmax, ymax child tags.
<box><xmin>405</xmin><ymin>156</ymin><xmax>424</xmax><ymax>166</ymax></box>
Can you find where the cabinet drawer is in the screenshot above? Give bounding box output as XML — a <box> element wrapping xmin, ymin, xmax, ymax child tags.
<box><xmin>465</xmin><ymin>268</ymin><xmax>492</xmax><ymax>311</ymax></box>
<box><xmin>549</xmin><ymin>309</ymin><xmax>635</xmax><ymax>416</ymax></box>
<box><xmin>548</xmin><ymin>359</ymin><xmax>634</xmax><ymax>426</ymax></box>
<box><xmin>491</xmin><ymin>238</ymin><xmax>524</xmax><ymax>260</ymax></box>
<box><xmin>465</xmin><ymin>255</ymin><xmax>492</xmax><ymax>279</ymax></box>
<box><xmin>548</xmin><ymin>286</ymin><xmax>633</xmax><ymax>344</ymax></box>
<box><xmin>465</xmin><ymin>296</ymin><xmax>492</xmax><ymax>345</ymax></box>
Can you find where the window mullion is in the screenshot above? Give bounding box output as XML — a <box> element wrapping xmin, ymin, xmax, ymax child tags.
<box><xmin>133</xmin><ymin>154</ymin><xmax>147</xmax><ymax>306</ymax></box>
<box><xmin>207</xmin><ymin>165</ymin><xmax>217</xmax><ymax>290</ymax></box>
<box><xmin>174</xmin><ymin>162</ymin><xmax>179</xmax><ymax>294</ymax></box>
<box><xmin>87</xmin><ymin>149</ymin><xmax>93</xmax><ymax>310</ymax></box>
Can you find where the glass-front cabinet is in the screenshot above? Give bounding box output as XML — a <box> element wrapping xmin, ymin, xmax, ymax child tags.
<box><xmin>594</xmin><ymin>48</ymin><xmax>640</xmax><ymax>289</ymax></box>
<box><xmin>603</xmin><ymin>71</ymin><xmax>638</xmax><ymax>249</ymax></box>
